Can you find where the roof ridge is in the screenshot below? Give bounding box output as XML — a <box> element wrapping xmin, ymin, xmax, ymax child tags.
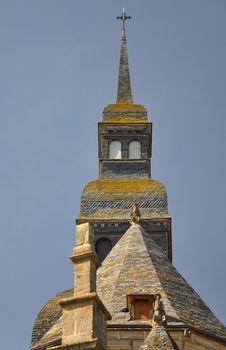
<box><xmin>109</xmin><ymin>227</ymin><xmax>134</xmax><ymax>309</ymax></box>
<box><xmin>108</xmin><ymin>225</ymin><xmax>135</xmax><ymax>309</ymax></box>
<box><xmin>97</xmin><ymin>226</ymin><xmax>138</xmax><ymax>312</ymax></box>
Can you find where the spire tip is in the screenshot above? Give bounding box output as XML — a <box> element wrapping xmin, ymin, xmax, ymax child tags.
<box><xmin>116</xmin><ymin>9</ymin><xmax>133</xmax><ymax>103</ymax></box>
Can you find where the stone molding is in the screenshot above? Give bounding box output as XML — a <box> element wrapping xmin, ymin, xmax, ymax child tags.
<box><xmin>59</xmin><ymin>292</ymin><xmax>111</xmax><ymax>321</ymax></box>
<box><xmin>70</xmin><ymin>251</ymin><xmax>100</xmax><ymax>268</ymax></box>
<box><xmin>47</xmin><ymin>338</ymin><xmax>104</xmax><ymax>350</ymax></box>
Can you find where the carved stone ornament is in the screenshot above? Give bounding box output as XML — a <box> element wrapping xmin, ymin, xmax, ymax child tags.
<box><xmin>130</xmin><ymin>203</ymin><xmax>141</xmax><ymax>225</ymax></box>
<box><xmin>151</xmin><ymin>294</ymin><xmax>167</xmax><ymax>327</ymax></box>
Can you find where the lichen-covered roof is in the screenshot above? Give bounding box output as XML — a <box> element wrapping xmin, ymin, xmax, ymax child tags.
<box><xmin>140</xmin><ymin>326</ymin><xmax>179</xmax><ymax>350</ymax></box>
<box><xmin>79</xmin><ymin>178</ymin><xmax>168</xmax><ymax>220</ymax></box>
<box><xmin>104</xmin><ymin>103</ymin><xmax>146</xmax><ymax>112</ymax></box>
<box><xmin>97</xmin><ymin>224</ymin><xmax>226</xmax><ymax>340</ymax></box>
<box><xmin>83</xmin><ymin>178</ymin><xmax>165</xmax><ymax>199</ymax></box>
<box><xmin>102</xmin><ymin>102</ymin><xmax>149</xmax><ymax>123</ymax></box>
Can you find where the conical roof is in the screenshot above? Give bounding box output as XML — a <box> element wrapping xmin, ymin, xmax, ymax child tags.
<box><xmin>140</xmin><ymin>326</ymin><xmax>179</xmax><ymax>350</ymax></box>
<box><xmin>97</xmin><ymin>224</ymin><xmax>226</xmax><ymax>340</ymax></box>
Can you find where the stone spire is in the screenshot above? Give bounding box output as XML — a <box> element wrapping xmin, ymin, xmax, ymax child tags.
<box><xmin>116</xmin><ymin>8</ymin><xmax>133</xmax><ymax>103</ymax></box>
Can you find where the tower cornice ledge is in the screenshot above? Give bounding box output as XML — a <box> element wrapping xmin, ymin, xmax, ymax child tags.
<box><xmin>59</xmin><ymin>292</ymin><xmax>111</xmax><ymax>321</ymax></box>
<box><xmin>47</xmin><ymin>338</ymin><xmax>103</xmax><ymax>350</ymax></box>
<box><xmin>70</xmin><ymin>250</ymin><xmax>100</xmax><ymax>268</ymax></box>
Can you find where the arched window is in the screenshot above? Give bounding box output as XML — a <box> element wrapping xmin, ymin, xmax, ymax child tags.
<box><xmin>129</xmin><ymin>141</ymin><xmax>141</xmax><ymax>159</ymax></box>
<box><xmin>96</xmin><ymin>238</ymin><xmax>112</xmax><ymax>262</ymax></box>
<box><xmin>109</xmin><ymin>141</ymin><xmax>121</xmax><ymax>159</ymax></box>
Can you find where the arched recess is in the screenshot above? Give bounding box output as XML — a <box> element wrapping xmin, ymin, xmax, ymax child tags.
<box><xmin>129</xmin><ymin>141</ymin><xmax>141</xmax><ymax>159</ymax></box>
<box><xmin>96</xmin><ymin>238</ymin><xmax>112</xmax><ymax>262</ymax></box>
<box><xmin>109</xmin><ymin>141</ymin><xmax>121</xmax><ymax>159</ymax></box>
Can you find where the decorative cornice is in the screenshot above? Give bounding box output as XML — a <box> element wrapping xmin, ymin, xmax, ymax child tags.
<box><xmin>59</xmin><ymin>292</ymin><xmax>111</xmax><ymax>320</ymax></box>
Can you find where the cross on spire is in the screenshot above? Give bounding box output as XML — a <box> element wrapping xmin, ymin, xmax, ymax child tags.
<box><xmin>117</xmin><ymin>8</ymin><xmax>131</xmax><ymax>31</ymax></box>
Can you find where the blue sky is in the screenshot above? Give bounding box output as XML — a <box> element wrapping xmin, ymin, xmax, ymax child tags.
<box><xmin>0</xmin><ymin>1</ymin><xmax>226</xmax><ymax>349</ymax></box>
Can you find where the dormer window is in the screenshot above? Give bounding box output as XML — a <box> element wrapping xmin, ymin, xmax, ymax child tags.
<box><xmin>127</xmin><ymin>294</ymin><xmax>155</xmax><ymax>320</ymax></box>
<box><xmin>109</xmin><ymin>141</ymin><xmax>121</xmax><ymax>159</ymax></box>
<box><xmin>129</xmin><ymin>141</ymin><xmax>141</xmax><ymax>159</ymax></box>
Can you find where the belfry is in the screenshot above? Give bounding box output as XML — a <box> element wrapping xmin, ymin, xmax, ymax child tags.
<box><xmin>28</xmin><ymin>9</ymin><xmax>226</xmax><ymax>350</ymax></box>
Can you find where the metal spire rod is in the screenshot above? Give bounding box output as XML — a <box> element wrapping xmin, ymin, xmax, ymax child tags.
<box><xmin>117</xmin><ymin>8</ymin><xmax>131</xmax><ymax>31</ymax></box>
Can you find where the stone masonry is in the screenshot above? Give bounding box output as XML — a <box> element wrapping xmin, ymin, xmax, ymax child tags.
<box><xmin>47</xmin><ymin>223</ymin><xmax>111</xmax><ymax>350</ymax></box>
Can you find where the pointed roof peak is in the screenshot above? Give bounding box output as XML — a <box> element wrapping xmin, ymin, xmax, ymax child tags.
<box><xmin>97</xmin><ymin>224</ymin><xmax>226</xmax><ymax>340</ymax></box>
<box><xmin>140</xmin><ymin>326</ymin><xmax>179</xmax><ymax>350</ymax></box>
<box><xmin>116</xmin><ymin>9</ymin><xmax>133</xmax><ymax>103</ymax></box>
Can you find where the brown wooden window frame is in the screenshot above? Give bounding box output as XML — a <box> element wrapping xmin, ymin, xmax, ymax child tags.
<box><xmin>127</xmin><ymin>294</ymin><xmax>155</xmax><ymax>321</ymax></box>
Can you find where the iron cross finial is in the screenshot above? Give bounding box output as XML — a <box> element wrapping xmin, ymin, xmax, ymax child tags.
<box><xmin>117</xmin><ymin>8</ymin><xmax>131</xmax><ymax>30</ymax></box>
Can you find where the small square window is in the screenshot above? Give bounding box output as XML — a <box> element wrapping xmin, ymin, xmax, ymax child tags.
<box><xmin>127</xmin><ymin>294</ymin><xmax>155</xmax><ymax>320</ymax></box>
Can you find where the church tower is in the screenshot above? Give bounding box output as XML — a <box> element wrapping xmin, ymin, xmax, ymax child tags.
<box><xmin>29</xmin><ymin>9</ymin><xmax>226</xmax><ymax>350</ymax></box>
<box><xmin>77</xmin><ymin>9</ymin><xmax>171</xmax><ymax>263</ymax></box>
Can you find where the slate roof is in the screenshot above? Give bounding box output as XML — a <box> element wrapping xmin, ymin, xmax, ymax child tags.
<box><xmin>31</xmin><ymin>289</ymin><xmax>73</xmax><ymax>345</ymax></box>
<box><xmin>79</xmin><ymin>178</ymin><xmax>168</xmax><ymax>220</ymax></box>
<box><xmin>30</xmin><ymin>224</ymin><xmax>226</xmax><ymax>348</ymax></box>
<box><xmin>97</xmin><ymin>224</ymin><xmax>226</xmax><ymax>340</ymax></box>
<box><xmin>140</xmin><ymin>326</ymin><xmax>179</xmax><ymax>350</ymax></box>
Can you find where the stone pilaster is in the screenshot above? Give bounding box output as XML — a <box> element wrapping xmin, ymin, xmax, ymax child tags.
<box><xmin>47</xmin><ymin>223</ymin><xmax>111</xmax><ymax>350</ymax></box>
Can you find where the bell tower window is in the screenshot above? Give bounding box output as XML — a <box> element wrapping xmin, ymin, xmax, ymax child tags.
<box><xmin>109</xmin><ymin>141</ymin><xmax>122</xmax><ymax>159</ymax></box>
<box><xmin>129</xmin><ymin>141</ymin><xmax>141</xmax><ymax>159</ymax></box>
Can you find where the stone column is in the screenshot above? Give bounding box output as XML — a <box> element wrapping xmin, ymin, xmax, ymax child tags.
<box><xmin>48</xmin><ymin>223</ymin><xmax>111</xmax><ymax>350</ymax></box>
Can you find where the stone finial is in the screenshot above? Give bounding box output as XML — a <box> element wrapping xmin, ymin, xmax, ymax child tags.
<box><xmin>130</xmin><ymin>203</ymin><xmax>141</xmax><ymax>225</ymax></box>
<box><xmin>151</xmin><ymin>294</ymin><xmax>167</xmax><ymax>327</ymax></box>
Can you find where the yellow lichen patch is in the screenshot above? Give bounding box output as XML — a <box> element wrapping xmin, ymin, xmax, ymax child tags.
<box><xmin>79</xmin><ymin>209</ymin><xmax>169</xmax><ymax>220</ymax></box>
<box><xmin>79</xmin><ymin>209</ymin><xmax>127</xmax><ymax>220</ymax></box>
<box><xmin>103</xmin><ymin>102</ymin><xmax>147</xmax><ymax>112</ymax></box>
<box><xmin>83</xmin><ymin>178</ymin><xmax>165</xmax><ymax>200</ymax></box>
<box><xmin>101</xmin><ymin>115</ymin><xmax>149</xmax><ymax>124</ymax></box>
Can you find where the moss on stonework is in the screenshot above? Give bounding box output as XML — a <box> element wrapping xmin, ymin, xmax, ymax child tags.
<box><xmin>103</xmin><ymin>102</ymin><xmax>146</xmax><ymax>111</ymax></box>
<box><xmin>102</xmin><ymin>102</ymin><xmax>148</xmax><ymax>123</ymax></box>
<box><xmin>101</xmin><ymin>115</ymin><xmax>149</xmax><ymax>123</ymax></box>
<box><xmin>79</xmin><ymin>212</ymin><xmax>168</xmax><ymax>220</ymax></box>
<box><xmin>83</xmin><ymin>178</ymin><xmax>165</xmax><ymax>200</ymax></box>
<box><xmin>79</xmin><ymin>208</ymin><xmax>127</xmax><ymax>220</ymax></box>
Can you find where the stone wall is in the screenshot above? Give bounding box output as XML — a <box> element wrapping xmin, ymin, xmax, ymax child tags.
<box><xmin>107</xmin><ymin>329</ymin><xmax>226</xmax><ymax>350</ymax></box>
<box><xmin>100</xmin><ymin>160</ymin><xmax>150</xmax><ymax>179</ymax></box>
<box><xmin>93</xmin><ymin>221</ymin><xmax>169</xmax><ymax>258</ymax></box>
<box><xmin>75</xmin><ymin>219</ymin><xmax>172</xmax><ymax>261</ymax></box>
